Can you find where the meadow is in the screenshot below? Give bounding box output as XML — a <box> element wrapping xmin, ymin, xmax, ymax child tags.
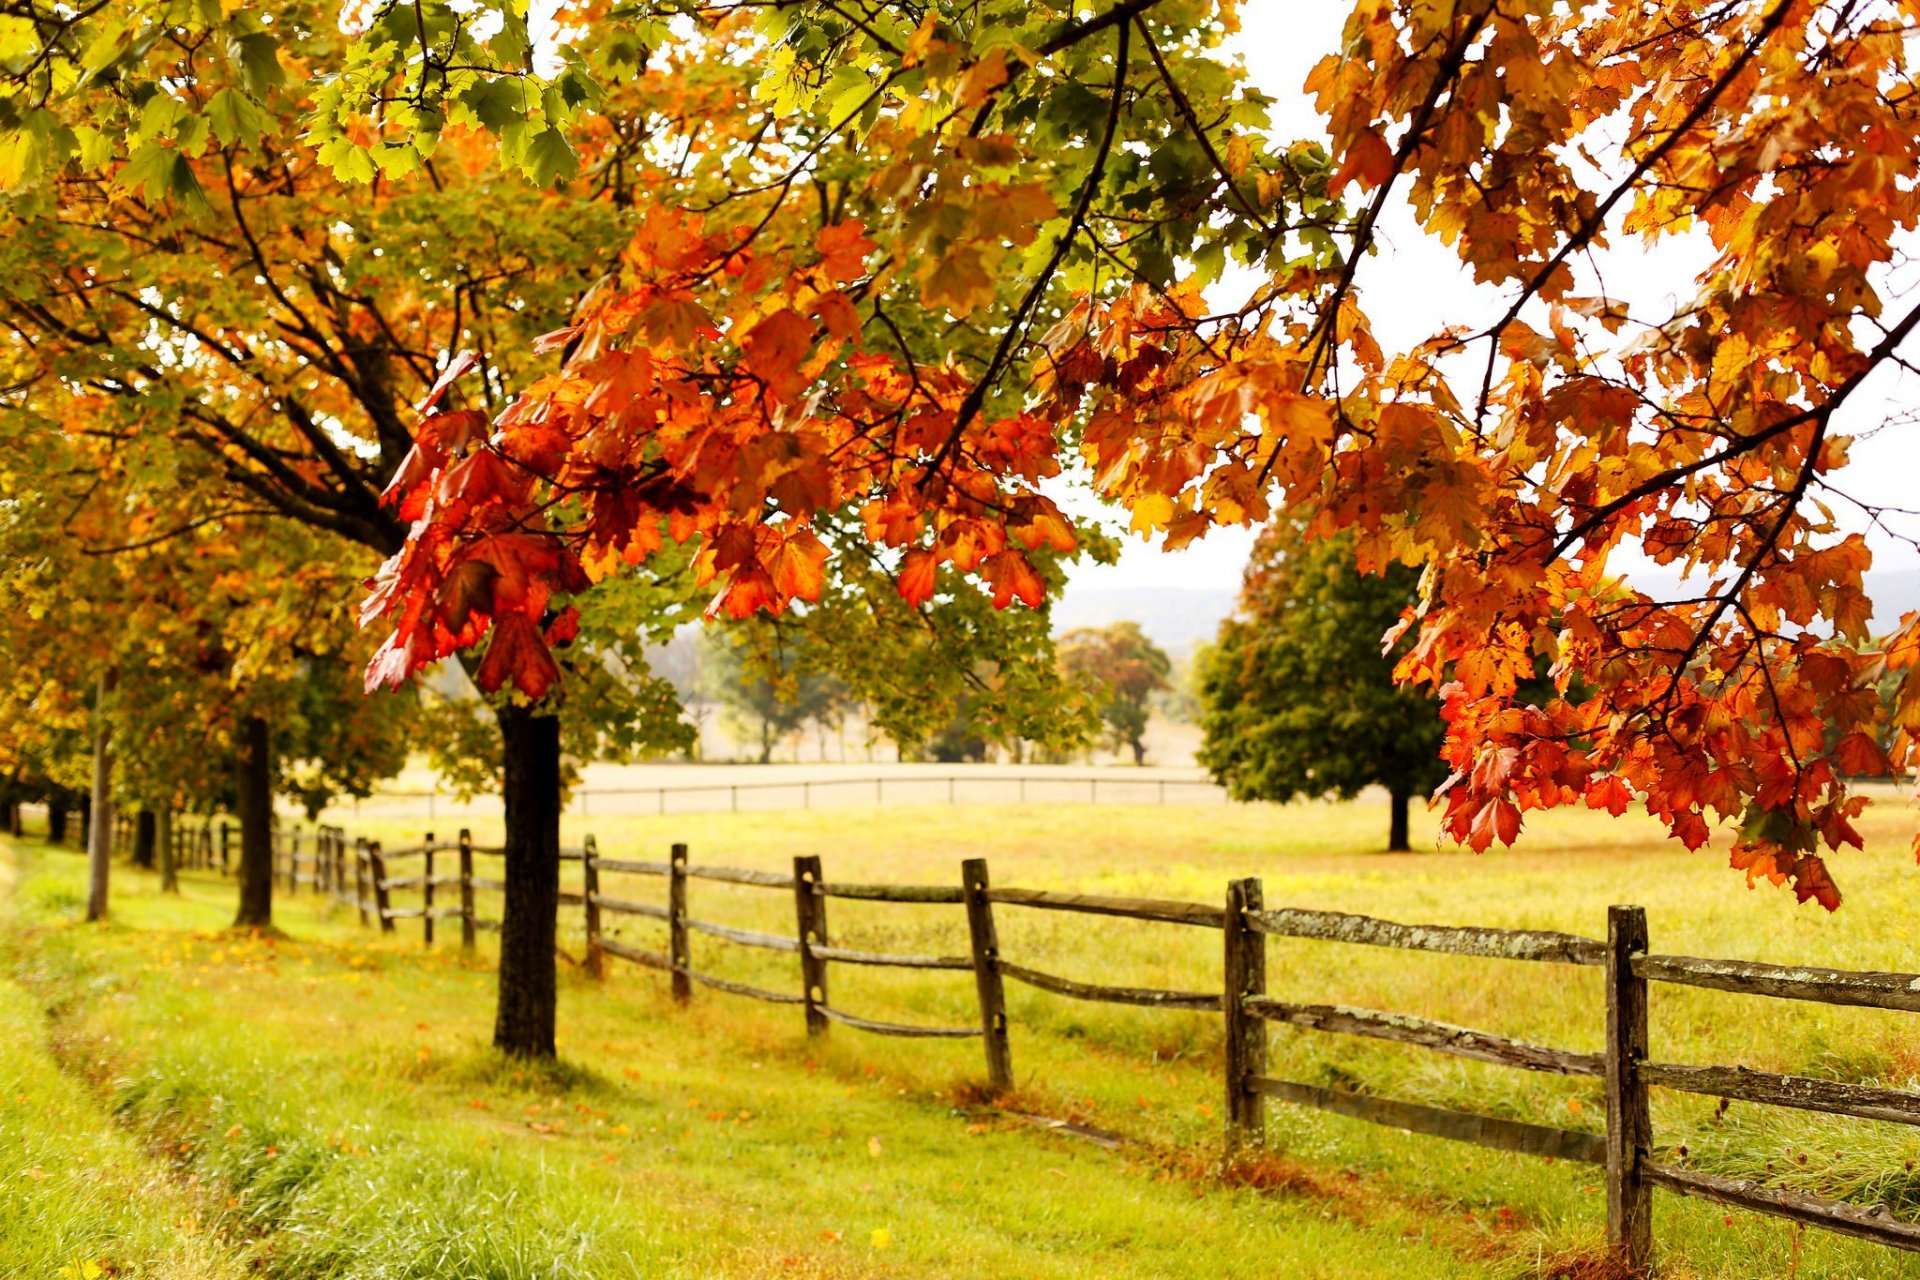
<box><xmin>5</xmin><ymin>791</ymin><xmax>1920</xmax><ymax>1278</ymax></box>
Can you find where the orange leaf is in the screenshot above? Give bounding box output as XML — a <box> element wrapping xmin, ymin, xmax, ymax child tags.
<box><xmin>764</xmin><ymin>527</ymin><xmax>828</xmax><ymax>602</ymax></box>
<box><xmin>897</xmin><ymin>549</ymin><xmax>938</xmax><ymax>607</ymax></box>
<box><xmin>1330</xmin><ymin>128</ymin><xmax>1394</xmax><ymax>196</ymax></box>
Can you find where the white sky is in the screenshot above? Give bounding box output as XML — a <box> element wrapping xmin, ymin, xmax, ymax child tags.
<box><xmin>1065</xmin><ymin>4</ymin><xmax>1920</xmax><ymax>599</ymax></box>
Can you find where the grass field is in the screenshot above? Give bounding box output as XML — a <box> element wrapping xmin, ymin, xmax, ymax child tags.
<box><xmin>6</xmin><ymin>792</ymin><xmax>1920</xmax><ymax>1278</ymax></box>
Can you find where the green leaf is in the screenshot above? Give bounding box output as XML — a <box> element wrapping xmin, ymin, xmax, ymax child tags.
<box><xmin>371</xmin><ymin>143</ymin><xmax>420</xmax><ymax>179</ymax></box>
<box><xmin>74</xmin><ymin>126</ymin><xmax>115</xmax><ymax>173</ymax></box>
<box><xmin>207</xmin><ymin>88</ymin><xmax>270</xmax><ymax>148</ymax></box>
<box><xmin>117</xmin><ymin>143</ymin><xmax>210</xmax><ymax>213</ymax></box>
<box><xmin>226</xmin><ymin>30</ymin><xmax>285</xmax><ymax>98</ymax></box>
<box><xmin>521</xmin><ymin>126</ymin><xmax>577</xmax><ymax>186</ymax></box>
<box><xmin>316</xmin><ymin>135</ymin><xmax>378</xmax><ymax>184</ymax></box>
<box><xmin>78</xmin><ymin>17</ymin><xmax>130</xmax><ymax>77</ymax></box>
<box><xmin>460</xmin><ymin>78</ymin><xmax>528</xmax><ymax>133</ymax></box>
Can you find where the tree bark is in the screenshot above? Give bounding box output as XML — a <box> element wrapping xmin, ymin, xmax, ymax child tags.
<box><xmin>1388</xmin><ymin>787</ymin><xmax>1412</xmax><ymax>853</ymax></box>
<box><xmin>157</xmin><ymin>807</ymin><xmax>178</xmax><ymax>894</ymax></box>
<box><xmin>494</xmin><ymin>703</ymin><xmax>562</xmax><ymax>1058</ymax></box>
<box><xmin>132</xmin><ymin>808</ymin><xmax>157</xmax><ymax>868</ymax></box>
<box><xmin>234</xmin><ymin>714</ymin><xmax>274</xmax><ymax>928</ymax></box>
<box><xmin>85</xmin><ymin>672</ymin><xmax>115</xmax><ymax>922</ymax></box>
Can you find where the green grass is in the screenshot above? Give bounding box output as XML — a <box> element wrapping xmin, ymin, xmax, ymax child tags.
<box><xmin>8</xmin><ymin>791</ymin><xmax>1920</xmax><ymax>1277</ymax></box>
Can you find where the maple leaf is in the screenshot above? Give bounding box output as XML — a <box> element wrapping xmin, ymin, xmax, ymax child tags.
<box><xmin>1833</xmin><ymin>732</ymin><xmax>1890</xmax><ymax>777</ymax></box>
<box><xmin>897</xmin><ymin>549</ymin><xmax>938</xmax><ymax>606</ymax></box>
<box><xmin>980</xmin><ymin>549</ymin><xmax>1044</xmax><ymax>609</ymax></box>
<box><xmin>1329</xmin><ymin>129</ymin><xmax>1393</xmax><ymax>196</ymax></box>
<box><xmin>816</xmin><ymin>221</ymin><xmax>876</xmax><ymax>284</ymax></box>
<box><xmin>418</xmin><ymin>352</ymin><xmax>480</xmax><ymax>412</ymax></box>
<box><xmin>763</xmin><ymin>527</ymin><xmax>828</xmax><ymax>602</ymax></box>
<box><xmin>740</xmin><ymin>309</ymin><xmax>816</xmax><ymax>402</ymax></box>
<box><xmin>474</xmin><ymin>612</ymin><xmax>562</xmax><ymax>700</ymax></box>
<box><xmin>1583</xmin><ymin>775</ymin><xmax>1633</xmax><ymax>817</ymax></box>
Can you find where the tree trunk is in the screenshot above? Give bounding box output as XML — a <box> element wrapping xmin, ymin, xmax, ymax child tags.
<box><xmin>1388</xmin><ymin>787</ymin><xmax>1412</xmax><ymax>853</ymax></box>
<box><xmin>234</xmin><ymin>714</ymin><xmax>274</xmax><ymax>928</ymax></box>
<box><xmin>494</xmin><ymin>703</ymin><xmax>562</xmax><ymax>1059</ymax></box>
<box><xmin>132</xmin><ymin>808</ymin><xmax>157</xmax><ymax>868</ymax></box>
<box><xmin>157</xmin><ymin>807</ymin><xmax>178</xmax><ymax>894</ymax></box>
<box><xmin>85</xmin><ymin>673</ymin><xmax>115</xmax><ymax>922</ymax></box>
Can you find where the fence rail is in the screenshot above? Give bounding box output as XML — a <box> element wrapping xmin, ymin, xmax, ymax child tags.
<box><xmin>550</xmin><ymin>846</ymin><xmax>1920</xmax><ymax>1273</ymax></box>
<box><xmin>98</xmin><ymin>810</ymin><xmax>1920</xmax><ymax>1273</ymax></box>
<box><xmin>346</xmin><ymin>771</ymin><xmax>1232</xmax><ymax>820</ymax></box>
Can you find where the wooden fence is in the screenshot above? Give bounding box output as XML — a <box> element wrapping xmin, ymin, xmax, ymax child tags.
<box><xmin>106</xmin><ymin>815</ymin><xmax>1920</xmax><ymax>1272</ymax></box>
<box><xmin>559</xmin><ymin>845</ymin><xmax>1920</xmax><ymax>1274</ymax></box>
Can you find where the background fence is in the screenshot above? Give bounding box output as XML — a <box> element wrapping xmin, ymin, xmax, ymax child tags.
<box><xmin>343</xmin><ymin>770</ymin><xmax>1231</xmax><ymax>821</ymax></box>
<box><xmin>89</xmin><ymin>813</ymin><xmax>1920</xmax><ymax>1272</ymax></box>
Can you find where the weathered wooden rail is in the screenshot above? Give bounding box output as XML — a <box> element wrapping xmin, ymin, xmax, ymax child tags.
<box><xmin>563</xmin><ymin>846</ymin><xmax>1920</xmax><ymax>1274</ymax></box>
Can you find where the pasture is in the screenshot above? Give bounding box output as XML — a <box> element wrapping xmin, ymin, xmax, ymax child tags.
<box><xmin>5</xmin><ymin>791</ymin><xmax>1920</xmax><ymax>1278</ymax></box>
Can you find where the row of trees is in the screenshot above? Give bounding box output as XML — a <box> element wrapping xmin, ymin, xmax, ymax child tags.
<box><xmin>702</xmin><ymin>619</ymin><xmax>1175</xmax><ymax>766</ymax></box>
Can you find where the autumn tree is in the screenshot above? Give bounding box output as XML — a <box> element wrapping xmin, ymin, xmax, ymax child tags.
<box><xmin>1059</xmin><ymin>623</ymin><xmax>1172</xmax><ymax>765</ymax></box>
<box><xmin>1197</xmin><ymin>522</ymin><xmax>1444</xmax><ymax>850</ymax></box>
<box><xmin>706</xmin><ymin>624</ymin><xmax>842</xmax><ymax>763</ymax></box>
<box><xmin>341</xmin><ymin>0</ymin><xmax>1920</xmax><ymax>915</ymax></box>
<box><xmin>0</xmin><ymin>0</ymin><xmax>735</xmax><ymax>1049</ymax></box>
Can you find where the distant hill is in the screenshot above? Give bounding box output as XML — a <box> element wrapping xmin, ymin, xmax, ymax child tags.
<box><xmin>1051</xmin><ymin>587</ymin><xmax>1237</xmax><ymax>656</ymax></box>
<box><xmin>1053</xmin><ymin>564</ymin><xmax>1920</xmax><ymax>658</ymax></box>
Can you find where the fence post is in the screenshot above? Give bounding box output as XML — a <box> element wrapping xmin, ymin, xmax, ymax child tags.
<box><xmin>793</xmin><ymin>855</ymin><xmax>829</xmax><ymax>1036</ymax></box>
<box><xmin>423</xmin><ymin>832</ymin><xmax>436</xmax><ymax>946</ymax></box>
<box><xmin>1224</xmin><ymin>877</ymin><xmax>1268</xmax><ymax>1154</ymax></box>
<box><xmin>669</xmin><ymin>842</ymin><xmax>691</xmax><ymax>1003</ymax></box>
<box><xmin>961</xmin><ymin>857</ymin><xmax>1013</xmax><ymax>1093</ymax></box>
<box><xmin>370</xmin><ymin>841</ymin><xmax>394</xmax><ymax>934</ymax></box>
<box><xmin>583</xmin><ymin>835</ymin><xmax>604</xmax><ymax>978</ymax></box>
<box><xmin>1605</xmin><ymin>905</ymin><xmax>1652</xmax><ymax>1273</ymax></box>
<box><xmin>354</xmin><ymin>837</ymin><xmax>370</xmax><ymax>927</ymax></box>
<box><xmin>459</xmin><ymin>829</ymin><xmax>476</xmax><ymax>949</ymax></box>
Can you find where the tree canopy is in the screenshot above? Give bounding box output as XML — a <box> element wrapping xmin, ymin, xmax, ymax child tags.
<box><xmin>1198</xmin><ymin>520</ymin><xmax>1445</xmax><ymax>851</ymax></box>
<box><xmin>5</xmin><ymin>0</ymin><xmax>1919</xmax><ymax>917</ymax></box>
<box><xmin>1059</xmin><ymin>622</ymin><xmax>1172</xmax><ymax>765</ymax></box>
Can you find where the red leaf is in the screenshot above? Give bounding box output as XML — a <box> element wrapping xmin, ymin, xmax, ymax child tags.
<box><xmin>1583</xmin><ymin>775</ymin><xmax>1632</xmax><ymax>817</ymax></box>
<box><xmin>1833</xmin><ymin>732</ymin><xmax>1890</xmax><ymax>777</ymax></box>
<box><xmin>474</xmin><ymin>613</ymin><xmax>562</xmax><ymax>700</ymax></box>
<box><xmin>1790</xmin><ymin>856</ymin><xmax>1842</xmax><ymax>912</ymax></box>
<box><xmin>1670</xmin><ymin>811</ymin><xmax>1711</xmax><ymax>851</ymax></box>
